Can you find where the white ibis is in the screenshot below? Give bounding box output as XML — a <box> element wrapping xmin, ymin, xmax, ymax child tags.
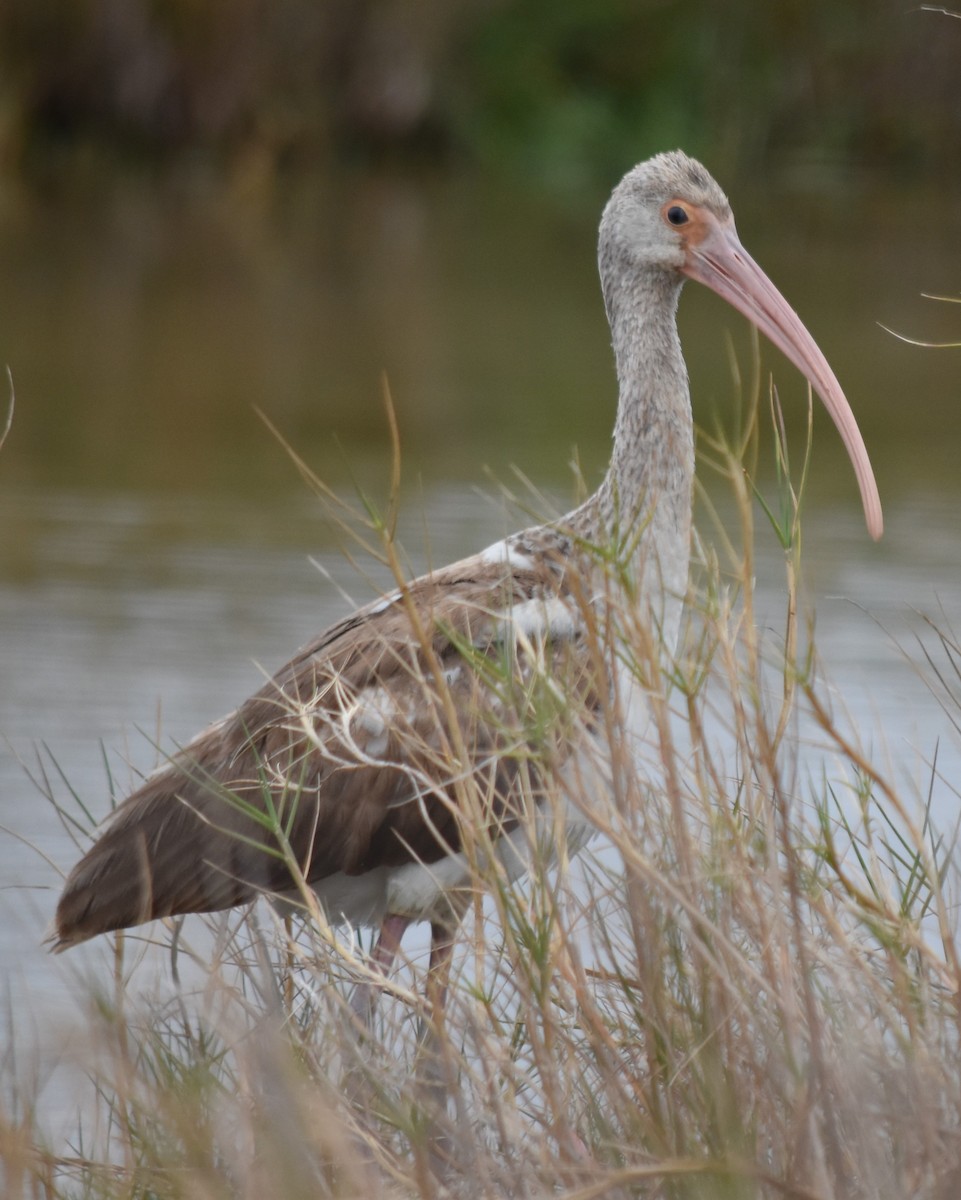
<box><xmin>53</xmin><ymin>153</ymin><xmax>882</xmax><ymax>1015</ymax></box>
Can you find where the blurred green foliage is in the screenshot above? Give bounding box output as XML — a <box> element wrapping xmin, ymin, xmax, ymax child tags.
<box><xmin>0</xmin><ymin>0</ymin><xmax>958</xmax><ymax>187</ymax></box>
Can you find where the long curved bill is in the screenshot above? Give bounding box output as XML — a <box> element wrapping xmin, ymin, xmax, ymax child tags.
<box><xmin>683</xmin><ymin>216</ymin><xmax>883</xmax><ymax>540</ymax></box>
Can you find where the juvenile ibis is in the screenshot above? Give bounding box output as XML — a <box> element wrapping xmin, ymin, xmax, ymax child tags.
<box><xmin>53</xmin><ymin>152</ymin><xmax>882</xmax><ymax>1013</ymax></box>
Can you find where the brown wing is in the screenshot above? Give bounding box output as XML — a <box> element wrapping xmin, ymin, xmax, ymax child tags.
<box><xmin>53</xmin><ymin>558</ymin><xmax>601</xmax><ymax>948</ymax></box>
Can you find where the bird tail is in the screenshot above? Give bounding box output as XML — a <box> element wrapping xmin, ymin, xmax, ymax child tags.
<box><xmin>51</xmin><ymin>753</ymin><xmax>292</xmax><ymax>951</ymax></box>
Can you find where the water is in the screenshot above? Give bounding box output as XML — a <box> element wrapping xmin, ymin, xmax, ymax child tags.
<box><xmin>1</xmin><ymin>165</ymin><xmax>960</xmax><ymax>1053</ymax></box>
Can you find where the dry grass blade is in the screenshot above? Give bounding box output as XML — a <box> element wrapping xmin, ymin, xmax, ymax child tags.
<box><xmin>0</xmin><ymin>367</ymin><xmax>13</xmax><ymax>454</ymax></box>
<box><xmin>9</xmin><ymin>391</ymin><xmax>961</xmax><ymax>1200</ymax></box>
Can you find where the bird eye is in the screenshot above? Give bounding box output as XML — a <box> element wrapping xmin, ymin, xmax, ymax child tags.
<box><xmin>666</xmin><ymin>205</ymin><xmax>689</xmax><ymax>226</ymax></box>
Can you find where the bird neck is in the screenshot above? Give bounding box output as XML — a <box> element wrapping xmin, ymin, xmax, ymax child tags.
<box><xmin>570</xmin><ymin>268</ymin><xmax>694</xmax><ymax>639</ymax></box>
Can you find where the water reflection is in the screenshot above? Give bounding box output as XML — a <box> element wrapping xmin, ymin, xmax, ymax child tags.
<box><xmin>1</xmin><ymin>166</ymin><xmax>958</xmax><ymax>498</ymax></box>
<box><xmin>3</xmin><ymin>481</ymin><xmax>961</xmax><ymax>1004</ymax></box>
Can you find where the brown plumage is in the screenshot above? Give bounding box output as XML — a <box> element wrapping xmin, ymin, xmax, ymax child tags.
<box><xmin>55</xmin><ymin>551</ymin><xmax>602</xmax><ymax>949</ymax></box>
<box><xmin>53</xmin><ymin>152</ymin><xmax>882</xmax><ymax>1006</ymax></box>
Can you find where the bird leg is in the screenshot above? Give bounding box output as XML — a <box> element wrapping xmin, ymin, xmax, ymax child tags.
<box><xmin>425</xmin><ymin>919</ymin><xmax>458</xmax><ymax>1021</ymax></box>
<box><xmin>416</xmin><ymin>918</ymin><xmax>461</xmax><ymax>1095</ymax></box>
<box><xmin>422</xmin><ymin>890</ymin><xmax>470</xmax><ymax>1035</ymax></box>
<box><xmin>348</xmin><ymin>912</ymin><xmax>410</xmax><ymax>1026</ymax></box>
<box><xmin>415</xmin><ymin>913</ymin><xmax>468</xmax><ymax>1178</ymax></box>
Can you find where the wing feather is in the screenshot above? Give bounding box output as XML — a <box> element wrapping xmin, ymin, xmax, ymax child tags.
<box><xmin>54</xmin><ymin>551</ymin><xmax>601</xmax><ymax>948</ymax></box>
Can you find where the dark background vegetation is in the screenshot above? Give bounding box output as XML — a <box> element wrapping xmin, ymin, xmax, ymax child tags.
<box><xmin>1</xmin><ymin>0</ymin><xmax>959</xmax><ymax>190</ymax></box>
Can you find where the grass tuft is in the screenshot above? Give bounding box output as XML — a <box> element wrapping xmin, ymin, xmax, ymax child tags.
<box><xmin>8</xmin><ymin>382</ymin><xmax>961</xmax><ymax>1200</ymax></box>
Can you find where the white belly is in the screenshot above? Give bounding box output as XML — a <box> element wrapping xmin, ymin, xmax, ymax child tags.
<box><xmin>303</xmin><ymin>727</ymin><xmax>615</xmax><ymax>933</ymax></box>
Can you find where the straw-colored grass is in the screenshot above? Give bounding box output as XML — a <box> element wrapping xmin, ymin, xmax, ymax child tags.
<box><xmin>9</xmin><ymin>382</ymin><xmax>960</xmax><ymax>1200</ymax></box>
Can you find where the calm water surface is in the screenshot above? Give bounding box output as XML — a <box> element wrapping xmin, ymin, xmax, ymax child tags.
<box><xmin>1</xmin><ymin>165</ymin><xmax>959</xmax><ymax>1055</ymax></box>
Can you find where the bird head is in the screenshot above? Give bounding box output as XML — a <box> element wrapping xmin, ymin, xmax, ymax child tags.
<box><xmin>600</xmin><ymin>150</ymin><xmax>732</xmax><ymax>276</ymax></box>
<box><xmin>600</xmin><ymin>150</ymin><xmax>883</xmax><ymax>541</ymax></box>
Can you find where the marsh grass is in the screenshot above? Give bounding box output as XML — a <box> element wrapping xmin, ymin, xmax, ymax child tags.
<box><xmin>8</xmin><ymin>380</ymin><xmax>961</xmax><ymax>1199</ymax></box>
